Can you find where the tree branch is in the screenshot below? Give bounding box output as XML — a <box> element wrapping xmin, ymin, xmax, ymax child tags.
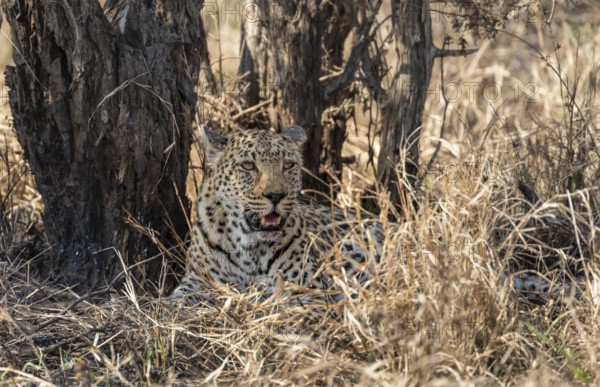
<box><xmin>433</xmin><ymin>47</ymin><xmax>479</xmax><ymax>58</ymax></box>
<box><xmin>323</xmin><ymin>1</ymin><xmax>384</xmax><ymax>100</ymax></box>
<box><xmin>545</xmin><ymin>0</ymin><xmax>557</xmax><ymax>25</ymax></box>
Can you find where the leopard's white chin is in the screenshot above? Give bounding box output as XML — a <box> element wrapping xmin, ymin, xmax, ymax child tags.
<box><xmin>255</xmin><ymin>230</ymin><xmax>284</xmax><ymax>241</ymax></box>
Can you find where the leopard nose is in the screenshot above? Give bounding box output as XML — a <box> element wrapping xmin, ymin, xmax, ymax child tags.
<box><xmin>263</xmin><ymin>191</ymin><xmax>286</xmax><ymax>205</ymax></box>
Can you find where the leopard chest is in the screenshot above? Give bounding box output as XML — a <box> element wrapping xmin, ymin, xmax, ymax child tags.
<box><xmin>191</xmin><ymin>231</ymin><xmax>288</xmax><ymax>286</ymax></box>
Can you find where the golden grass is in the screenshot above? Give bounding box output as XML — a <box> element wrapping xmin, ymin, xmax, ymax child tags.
<box><xmin>1</xmin><ymin>2</ymin><xmax>600</xmax><ymax>386</ymax></box>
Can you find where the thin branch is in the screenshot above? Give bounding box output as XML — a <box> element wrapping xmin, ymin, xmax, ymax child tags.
<box><xmin>433</xmin><ymin>47</ymin><xmax>479</xmax><ymax>58</ymax></box>
<box><xmin>545</xmin><ymin>0</ymin><xmax>557</xmax><ymax>25</ymax></box>
<box><xmin>497</xmin><ymin>29</ymin><xmax>585</xmax><ymax>120</ymax></box>
<box><xmin>231</xmin><ymin>99</ymin><xmax>272</xmax><ymax>121</ymax></box>
<box><xmin>323</xmin><ymin>31</ymin><xmax>370</xmax><ymax>99</ymax></box>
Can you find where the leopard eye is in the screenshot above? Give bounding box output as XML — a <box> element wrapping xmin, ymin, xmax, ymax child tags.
<box><xmin>283</xmin><ymin>161</ymin><xmax>296</xmax><ymax>171</ymax></box>
<box><xmin>240</xmin><ymin>161</ymin><xmax>256</xmax><ymax>171</ymax></box>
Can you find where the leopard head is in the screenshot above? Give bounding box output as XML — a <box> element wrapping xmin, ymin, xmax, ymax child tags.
<box><xmin>199</xmin><ymin>125</ymin><xmax>306</xmax><ymax>242</ymax></box>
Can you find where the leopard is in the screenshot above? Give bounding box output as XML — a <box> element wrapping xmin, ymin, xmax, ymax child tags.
<box><xmin>170</xmin><ymin>125</ymin><xmax>383</xmax><ymax>305</ymax></box>
<box><xmin>170</xmin><ymin>125</ymin><xmax>585</xmax><ymax>306</ymax></box>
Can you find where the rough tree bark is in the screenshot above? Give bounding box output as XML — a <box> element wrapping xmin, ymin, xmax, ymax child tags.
<box><xmin>377</xmin><ymin>0</ymin><xmax>476</xmax><ymax>208</ymax></box>
<box><xmin>257</xmin><ymin>0</ymin><xmax>326</xmax><ymax>192</ymax></box>
<box><xmin>377</xmin><ymin>0</ymin><xmax>435</xmax><ymax>206</ymax></box>
<box><xmin>1</xmin><ymin>0</ymin><xmax>206</xmax><ymax>292</ymax></box>
<box><xmin>237</xmin><ymin>0</ymin><xmax>356</xmax><ymax>194</ymax></box>
<box><xmin>319</xmin><ymin>1</ymin><xmax>354</xmax><ymax>190</ymax></box>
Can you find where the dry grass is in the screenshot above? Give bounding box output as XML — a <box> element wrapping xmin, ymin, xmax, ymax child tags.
<box><xmin>1</xmin><ymin>1</ymin><xmax>600</xmax><ymax>386</ymax></box>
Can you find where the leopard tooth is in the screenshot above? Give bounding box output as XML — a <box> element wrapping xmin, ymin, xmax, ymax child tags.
<box><xmin>261</xmin><ymin>214</ymin><xmax>281</xmax><ymax>227</ymax></box>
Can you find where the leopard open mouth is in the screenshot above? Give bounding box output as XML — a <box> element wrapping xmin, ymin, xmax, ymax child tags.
<box><xmin>245</xmin><ymin>211</ymin><xmax>283</xmax><ymax>232</ymax></box>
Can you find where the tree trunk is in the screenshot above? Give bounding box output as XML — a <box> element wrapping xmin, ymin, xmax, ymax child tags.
<box><xmin>1</xmin><ymin>0</ymin><xmax>205</xmax><ymax>292</ymax></box>
<box><xmin>236</xmin><ymin>1</ymin><xmax>355</xmax><ymax>194</ymax></box>
<box><xmin>238</xmin><ymin>13</ymin><xmax>264</xmax><ymax>108</ymax></box>
<box><xmin>319</xmin><ymin>1</ymin><xmax>354</xmax><ymax>190</ymax></box>
<box><xmin>257</xmin><ymin>0</ymin><xmax>326</xmax><ymax>192</ymax></box>
<box><xmin>376</xmin><ymin>0</ymin><xmax>435</xmax><ymax>206</ymax></box>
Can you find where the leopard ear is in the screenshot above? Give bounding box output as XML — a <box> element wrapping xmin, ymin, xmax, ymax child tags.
<box><xmin>282</xmin><ymin>125</ymin><xmax>306</xmax><ymax>146</ymax></box>
<box><xmin>200</xmin><ymin>125</ymin><xmax>227</xmax><ymax>164</ymax></box>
